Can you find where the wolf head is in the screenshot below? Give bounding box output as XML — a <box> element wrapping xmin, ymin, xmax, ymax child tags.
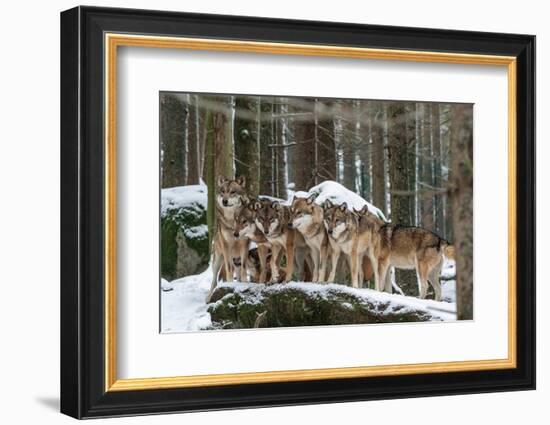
<box><xmin>290</xmin><ymin>193</ymin><xmax>319</xmax><ymax>231</ymax></box>
<box><xmin>353</xmin><ymin>205</ymin><xmax>383</xmax><ymax>228</ymax></box>
<box><xmin>233</xmin><ymin>200</ymin><xmax>260</xmax><ymax>239</ymax></box>
<box><xmin>255</xmin><ymin>201</ymin><xmax>285</xmax><ymax>237</ymax></box>
<box><xmin>323</xmin><ymin>201</ymin><xmax>351</xmax><ymax>238</ymax></box>
<box><xmin>217</xmin><ymin>176</ymin><xmax>247</xmax><ymax>209</ymax></box>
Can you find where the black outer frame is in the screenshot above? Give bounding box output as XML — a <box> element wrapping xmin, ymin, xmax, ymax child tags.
<box><xmin>60</xmin><ymin>6</ymin><xmax>535</xmax><ymax>419</ymax></box>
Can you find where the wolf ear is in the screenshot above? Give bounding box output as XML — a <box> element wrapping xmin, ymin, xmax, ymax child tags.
<box><xmin>237</xmin><ymin>175</ymin><xmax>246</xmax><ymax>188</ymax></box>
<box><xmin>360</xmin><ymin>205</ymin><xmax>369</xmax><ymax>214</ymax></box>
<box><xmin>217</xmin><ymin>175</ymin><xmax>227</xmax><ymax>187</ymax></box>
<box><xmin>306</xmin><ymin>193</ymin><xmax>317</xmax><ymax>205</ymax></box>
<box><xmin>324</xmin><ymin>199</ymin><xmax>333</xmax><ymax>210</ymax></box>
<box><xmin>253</xmin><ymin>201</ymin><xmax>262</xmax><ymax>211</ymax></box>
<box><xmin>339</xmin><ymin>202</ymin><xmax>348</xmax><ymax>212</ymax></box>
<box><xmin>271</xmin><ymin>201</ymin><xmax>281</xmax><ymax>211</ymax></box>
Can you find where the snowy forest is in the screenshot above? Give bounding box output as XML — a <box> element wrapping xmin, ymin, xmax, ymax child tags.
<box><xmin>160</xmin><ymin>92</ymin><xmax>473</xmax><ymax>332</ymax></box>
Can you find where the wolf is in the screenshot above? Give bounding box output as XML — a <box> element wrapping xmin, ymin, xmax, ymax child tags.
<box><xmin>290</xmin><ymin>194</ymin><xmax>329</xmax><ymax>282</ymax></box>
<box><xmin>323</xmin><ymin>201</ymin><xmax>375</xmax><ymax>288</ymax></box>
<box><xmin>356</xmin><ymin>206</ymin><xmax>455</xmax><ymax>301</ymax></box>
<box><xmin>208</xmin><ymin>176</ymin><xmax>249</xmax><ymax>302</ymax></box>
<box><xmin>255</xmin><ymin>200</ymin><xmax>309</xmax><ymax>283</ymax></box>
<box><xmin>233</xmin><ymin>199</ymin><xmax>272</xmax><ymax>283</ymax></box>
<box><xmin>323</xmin><ymin>201</ymin><xmax>361</xmax><ymax>287</ymax></box>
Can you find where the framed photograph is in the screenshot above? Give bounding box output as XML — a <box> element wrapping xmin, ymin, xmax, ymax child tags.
<box><xmin>60</xmin><ymin>6</ymin><xmax>535</xmax><ymax>419</ymax></box>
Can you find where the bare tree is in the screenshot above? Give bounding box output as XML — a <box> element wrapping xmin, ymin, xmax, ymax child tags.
<box><xmin>341</xmin><ymin>99</ymin><xmax>356</xmax><ymax>191</ymax></box>
<box><xmin>315</xmin><ymin>99</ymin><xmax>337</xmax><ymax>182</ymax></box>
<box><xmin>370</xmin><ymin>101</ymin><xmax>386</xmax><ymax>214</ymax></box>
<box><xmin>431</xmin><ymin>103</ymin><xmax>444</xmax><ymax>236</ymax></box>
<box><xmin>274</xmin><ymin>98</ymin><xmax>288</xmax><ymax>199</ymax></box>
<box><xmin>419</xmin><ymin>103</ymin><xmax>435</xmax><ymax>230</ymax></box>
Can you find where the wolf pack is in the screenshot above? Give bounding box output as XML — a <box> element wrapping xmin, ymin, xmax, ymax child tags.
<box><xmin>208</xmin><ymin>176</ymin><xmax>455</xmax><ymax>303</ymax></box>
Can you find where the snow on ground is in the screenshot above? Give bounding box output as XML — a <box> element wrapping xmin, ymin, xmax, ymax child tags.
<box><xmin>290</xmin><ymin>180</ymin><xmax>387</xmax><ymax>221</ymax></box>
<box><xmin>161</xmin><ymin>268</ymin><xmax>213</xmax><ymax>333</ymax></box>
<box><xmin>161</xmin><ymin>267</ymin><xmax>457</xmax><ymax>333</ymax></box>
<box><xmin>161</xmin><ymin>183</ymin><xmax>207</xmax><ymax>216</ymax></box>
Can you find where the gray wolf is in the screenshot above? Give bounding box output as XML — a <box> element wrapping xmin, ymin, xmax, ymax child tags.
<box><xmin>290</xmin><ymin>194</ymin><xmax>329</xmax><ymax>282</ymax></box>
<box><xmin>356</xmin><ymin>206</ymin><xmax>454</xmax><ymax>300</ymax></box>
<box><xmin>208</xmin><ymin>176</ymin><xmax>249</xmax><ymax>302</ymax></box>
<box><xmin>255</xmin><ymin>200</ymin><xmax>309</xmax><ymax>283</ymax></box>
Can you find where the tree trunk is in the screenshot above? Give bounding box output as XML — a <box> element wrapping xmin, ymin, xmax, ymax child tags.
<box><xmin>197</xmin><ymin>96</ymin><xmax>208</xmax><ymax>179</ymax></box>
<box><xmin>450</xmin><ymin>104</ymin><xmax>474</xmax><ymax>320</ymax></box>
<box><xmin>370</xmin><ymin>101</ymin><xmax>386</xmax><ymax>214</ymax></box>
<box><xmin>420</xmin><ymin>103</ymin><xmax>435</xmax><ymax>230</ymax></box>
<box><xmin>387</xmin><ymin>102</ymin><xmax>409</xmax><ymax>224</ymax></box>
<box><xmin>160</xmin><ymin>93</ymin><xmax>187</xmax><ymax>188</ymax></box>
<box><xmin>315</xmin><ymin>99</ymin><xmax>337</xmax><ymax>182</ymax></box>
<box><xmin>186</xmin><ymin>94</ymin><xmax>201</xmax><ymax>185</ymax></box>
<box><xmin>204</xmin><ymin>108</ymin><xmax>215</xmax><ymax>250</ymax></box>
<box><xmin>431</xmin><ymin>104</ymin><xmax>444</xmax><ymax>236</ymax></box>
<box><xmin>274</xmin><ymin>98</ymin><xmax>288</xmax><ymax>199</ymax></box>
<box><xmin>259</xmin><ymin>99</ymin><xmax>274</xmax><ymax>196</ymax></box>
<box><xmin>290</xmin><ymin>97</ymin><xmax>316</xmax><ymax>191</ymax></box>
<box><xmin>388</xmin><ymin>102</ymin><xmax>417</xmax><ymax>294</ymax></box>
<box><xmin>213</xmin><ymin>96</ymin><xmax>235</xmax><ymax>181</ymax></box>
<box><xmin>341</xmin><ymin>100</ymin><xmax>356</xmax><ymax>191</ymax></box>
<box><xmin>357</xmin><ymin>100</ymin><xmax>371</xmax><ymax>200</ymax></box>
<box><xmin>234</xmin><ymin>96</ymin><xmax>261</xmax><ymax>197</ymax></box>
<box><xmin>405</xmin><ymin>102</ymin><xmax>417</xmax><ymax>225</ymax></box>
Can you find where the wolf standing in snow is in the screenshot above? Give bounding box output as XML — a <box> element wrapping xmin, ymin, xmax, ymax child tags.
<box><xmin>323</xmin><ymin>200</ymin><xmax>374</xmax><ymax>288</ymax></box>
<box><xmin>233</xmin><ymin>199</ymin><xmax>272</xmax><ymax>283</ymax></box>
<box><xmin>290</xmin><ymin>194</ymin><xmax>329</xmax><ymax>282</ymax></box>
<box><xmin>356</xmin><ymin>205</ymin><xmax>455</xmax><ymax>300</ymax></box>
<box><xmin>207</xmin><ymin>176</ymin><xmax>250</xmax><ymax>302</ymax></box>
<box><xmin>255</xmin><ymin>200</ymin><xmax>310</xmax><ymax>283</ymax></box>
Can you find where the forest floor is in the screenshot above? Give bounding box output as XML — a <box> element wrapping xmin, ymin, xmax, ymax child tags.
<box><xmin>161</xmin><ymin>263</ymin><xmax>457</xmax><ymax>333</ymax></box>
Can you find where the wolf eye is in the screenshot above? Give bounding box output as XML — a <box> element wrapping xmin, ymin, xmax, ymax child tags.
<box><xmin>230</xmin><ymin>190</ymin><xmax>235</xmax><ymax>195</ymax></box>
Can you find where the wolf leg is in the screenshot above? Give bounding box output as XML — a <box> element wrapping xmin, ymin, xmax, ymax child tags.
<box><xmin>258</xmin><ymin>244</ymin><xmax>269</xmax><ymax>283</ymax></box>
<box><xmin>284</xmin><ymin>232</ymin><xmax>295</xmax><ymax>283</ymax></box>
<box><xmin>377</xmin><ymin>259</ymin><xmax>390</xmax><ymax>292</ymax></box>
<box><xmin>428</xmin><ymin>261</ymin><xmax>443</xmax><ymax>301</ymax></box>
<box><xmin>350</xmin><ymin>255</ymin><xmax>359</xmax><ymax>288</ymax></box>
<box><xmin>319</xmin><ymin>241</ymin><xmax>329</xmax><ymax>283</ymax></box>
<box><xmin>238</xmin><ymin>239</ymin><xmax>249</xmax><ymax>283</ymax></box>
<box><xmin>207</xmin><ymin>252</ymin><xmax>224</xmax><ymax>302</ymax></box>
<box><xmin>310</xmin><ymin>247</ymin><xmax>320</xmax><ymax>282</ymax></box>
<box><xmin>270</xmin><ymin>244</ymin><xmax>282</xmax><ymax>283</ymax></box>
<box><xmin>383</xmin><ymin>267</ymin><xmax>393</xmax><ymax>293</ymax></box>
<box><xmin>328</xmin><ymin>246</ymin><xmax>340</xmax><ymax>282</ymax></box>
<box><xmin>417</xmin><ymin>260</ymin><xmax>430</xmax><ymax>299</ymax></box>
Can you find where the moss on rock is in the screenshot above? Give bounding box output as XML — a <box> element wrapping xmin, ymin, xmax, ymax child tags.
<box><xmin>207</xmin><ymin>284</ymin><xmax>435</xmax><ymax>329</ymax></box>
<box><xmin>161</xmin><ymin>203</ymin><xmax>209</xmax><ymax>281</ymax></box>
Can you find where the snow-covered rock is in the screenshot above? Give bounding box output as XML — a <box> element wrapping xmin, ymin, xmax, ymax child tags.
<box><xmin>207</xmin><ymin>281</ymin><xmax>452</xmax><ymax>329</ymax></box>
<box><xmin>290</xmin><ymin>180</ymin><xmax>387</xmax><ymax>221</ymax></box>
<box><xmin>161</xmin><ymin>270</ymin><xmax>457</xmax><ymax>332</ymax></box>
